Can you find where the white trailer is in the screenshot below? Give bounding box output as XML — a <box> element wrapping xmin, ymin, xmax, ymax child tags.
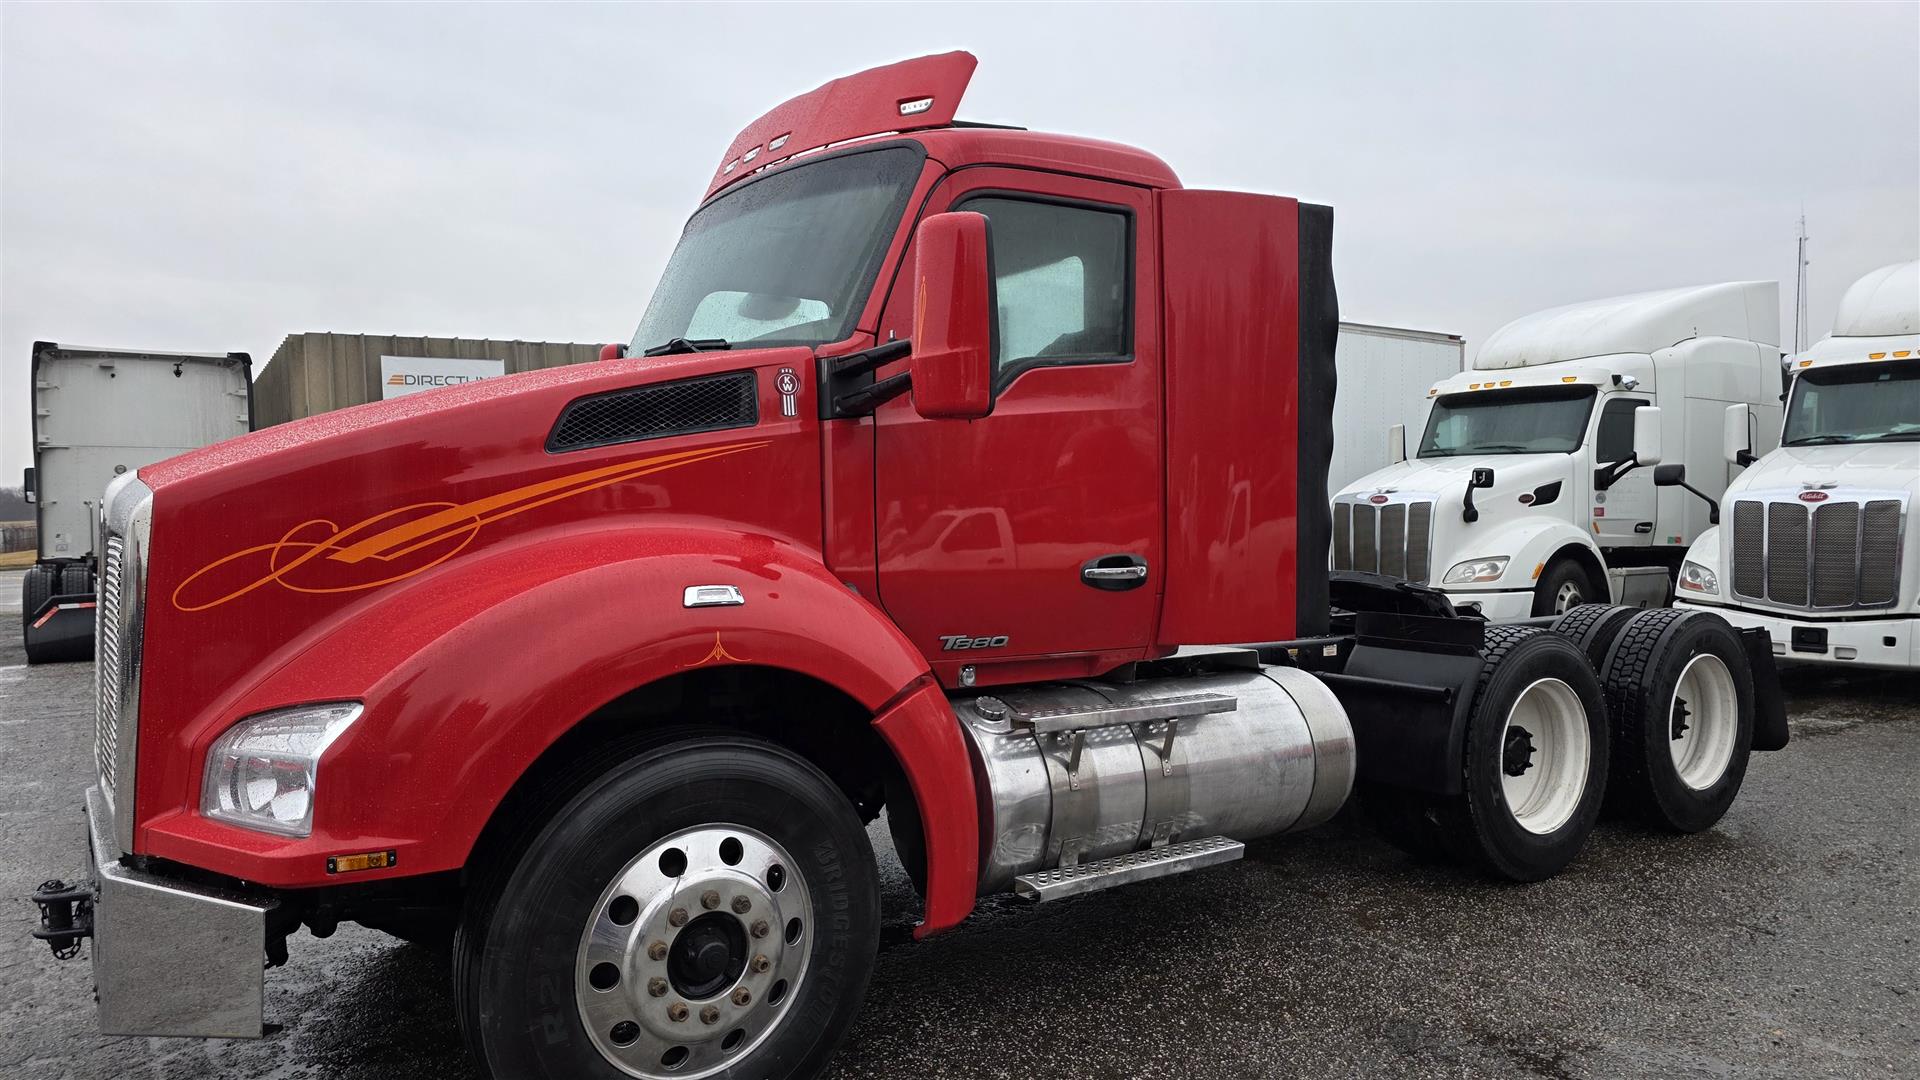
<box><xmin>1676</xmin><ymin>260</ymin><xmax>1919</xmax><ymax>669</ymax></box>
<box><xmin>21</xmin><ymin>342</ymin><xmax>252</xmax><ymax>662</ymax></box>
<box><xmin>1330</xmin><ymin>282</ymin><xmax>1783</xmax><ymax>620</ymax></box>
<box><xmin>1331</xmin><ymin>323</ymin><xmax>1464</xmax><ymax>493</ymax></box>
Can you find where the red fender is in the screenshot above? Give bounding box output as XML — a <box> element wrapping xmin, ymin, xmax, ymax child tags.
<box><xmin>139</xmin><ymin>525</ymin><xmax>981</xmax><ymax>935</ymax></box>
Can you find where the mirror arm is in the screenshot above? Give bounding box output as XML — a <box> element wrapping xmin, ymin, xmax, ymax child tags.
<box><xmin>830</xmin><ymin>338</ymin><xmax>912</xmax><ymax>380</ymax></box>
<box><xmin>1735</xmin><ymin>449</ymin><xmax>1757</xmax><ymax>467</ymax></box>
<box><xmin>1676</xmin><ymin>480</ymin><xmax>1721</xmax><ymax>525</ymax></box>
<box><xmin>1593</xmin><ymin>457</ymin><xmax>1638</xmax><ymax>491</ymax></box>
<box><xmin>832</xmin><ymin>371</ymin><xmax>912</xmax><ymax>418</ymax></box>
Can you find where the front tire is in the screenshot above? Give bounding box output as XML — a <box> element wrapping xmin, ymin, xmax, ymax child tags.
<box><xmin>455</xmin><ymin>734</ymin><xmax>879</xmax><ymax>1080</ymax></box>
<box><xmin>1531</xmin><ymin>559</ymin><xmax>1598</xmax><ymax>617</ymax></box>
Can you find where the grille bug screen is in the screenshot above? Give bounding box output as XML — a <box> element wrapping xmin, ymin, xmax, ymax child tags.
<box><xmin>548</xmin><ymin>372</ymin><xmax>757</xmax><ymax>452</ymax></box>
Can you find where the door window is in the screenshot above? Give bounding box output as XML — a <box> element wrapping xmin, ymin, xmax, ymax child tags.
<box><xmin>1595</xmin><ymin>398</ymin><xmax>1648</xmax><ymax>463</ymax></box>
<box><xmin>954</xmin><ymin>197</ymin><xmax>1130</xmax><ymax>379</ymax></box>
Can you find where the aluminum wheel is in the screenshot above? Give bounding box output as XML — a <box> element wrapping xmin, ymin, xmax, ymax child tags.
<box><xmin>1498</xmin><ymin>677</ymin><xmax>1590</xmax><ymax>835</ymax></box>
<box><xmin>1668</xmin><ymin>652</ymin><xmax>1738</xmax><ymax>790</ymax></box>
<box><xmin>576</xmin><ymin>824</ymin><xmax>811</xmax><ymax>1079</ymax></box>
<box><xmin>1553</xmin><ymin>580</ymin><xmax>1583</xmax><ymax>613</ymax></box>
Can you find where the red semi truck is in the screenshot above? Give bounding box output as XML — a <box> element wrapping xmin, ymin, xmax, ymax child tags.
<box><xmin>31</xmin><ymin>53</ymin><xmax>1787</xmax><ymax>1080</ymax></box>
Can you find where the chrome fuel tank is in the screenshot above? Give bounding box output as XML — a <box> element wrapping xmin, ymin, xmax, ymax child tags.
<box><xmin>953</xmin><ymin>666</ymin><xmax>1355</xmax><ymax>894</ymax></box>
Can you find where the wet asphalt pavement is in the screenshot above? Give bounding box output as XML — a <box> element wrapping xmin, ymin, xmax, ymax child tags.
<box><xmin>2</xmin><ymin>566</ymin><xmax>1915</xmax><ymax>1079</ymax></box>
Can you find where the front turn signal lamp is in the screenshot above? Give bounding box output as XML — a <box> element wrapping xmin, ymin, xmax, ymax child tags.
<box><xmin>202</xmin><ymin>702</ymin><xmax>362</xmax><ymax>838</ymax></box>
<box><xmin>1678</xmin><ymin>560</ymin><xmax>1719</xmax><ymax>595</ymax></box>
<box><xmin>1443</xmin><ymin>557</ymin><xmax>1510</xmax><ymax>584</ymax></box>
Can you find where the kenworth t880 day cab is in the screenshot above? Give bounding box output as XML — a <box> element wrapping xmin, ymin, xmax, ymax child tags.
<box><xmin>1676</xmin><ymin>260</ymin><xmax>1920</xmax><ymax>669</ymax></box>
<box><xmin>29</xmin><ymin>54</ymin><xmax>1787</xmax><ymax>1080</ymax></box>
<box><xmin>1332</xmin><ymin>283</ymin><xmax>1783</xmax><ymax>620</ymax></box>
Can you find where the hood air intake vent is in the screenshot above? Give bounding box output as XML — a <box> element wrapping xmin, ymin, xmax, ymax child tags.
<box><xmin>548</xmin><ymin>371</ymin><xmax>758</xmax><ymax>452</ymax></box>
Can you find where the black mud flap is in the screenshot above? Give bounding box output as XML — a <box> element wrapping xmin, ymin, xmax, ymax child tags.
<box><xmin>24</xmin><ymin>593</ymin><xmax>95</xmax><ymax>665</ymax></box>
<box><xmin>1320</xmin><ymin>611</ymin><xmax>1486</xmax><ymax>795</ymax></box>
<box><xmin>1740</xmin><ymin>627</ymin><xmax>1790</xmax><ymax>752</ymax></box>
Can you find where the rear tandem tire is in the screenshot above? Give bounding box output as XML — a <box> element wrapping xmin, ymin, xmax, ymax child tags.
<box><xmin>1600</xmin><ymin>608</ymin><xmax>1755</xmax><ymax>833</ymax></box>
<box><xmin>1550</xmin><ymin>603</ymin><xmax>1638</xmax><ymax>670</ymax></box>
<box><xmin>1431</xmin><ymin>625</ymin><xmax>1610</xmax><ymax>881</ymax></box>
<box><xmin>57</xmin><ymin>563</ymin><xmax>92</xmax><ymax>597</ymax></box>
<box><xmin>22</xmin><ymin>565</ymin><xmax>55</xmax><ymax>665</ymax></box>
<box><xmin>454</xmin><ymin>732</ymin><xmax>879</xmax><ymax>1080</ymax></box>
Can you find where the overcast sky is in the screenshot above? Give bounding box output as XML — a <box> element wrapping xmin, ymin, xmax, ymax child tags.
<box><xmin>3</xmin><ymin>2</ymin><xmax>1915</xmax><ymax>480</ymax></box>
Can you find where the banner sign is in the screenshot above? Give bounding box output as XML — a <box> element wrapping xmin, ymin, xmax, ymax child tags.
<box><xmin>379</xmin><ymin>356</ymin><xmax>504</xmax><ymax>399</ymax></box>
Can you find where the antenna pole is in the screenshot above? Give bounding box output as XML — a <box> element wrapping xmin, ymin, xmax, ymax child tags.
<box><xmin>1793</xmin><ymin>211</ymin><xmax>1810</xmax><ymax>355</ymax></box>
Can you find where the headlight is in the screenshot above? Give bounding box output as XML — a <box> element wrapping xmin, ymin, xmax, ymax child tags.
<box><xmin>202</xmin><ymin>703</ymin><xmax>361</xmax><ymax>837</ymax></box>
<box><xmin>1443</xmin><ymin>557</ymin><xmax>1509</xmax><ymax>584</ymax></box>
<box><xmin>1678</xmin><ymin>560</ymin><xmax>1719</xmax><ymax>595</ymax></box>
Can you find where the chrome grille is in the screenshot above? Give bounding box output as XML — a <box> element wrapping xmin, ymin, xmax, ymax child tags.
<box><xmin>1861</xmin><ymin>500</ymin><xmax>1901</xmax><ymax>605</ymax></box>
<box><xmin>95</xmin><ymin>537</ymin><xmax>125</xmax><ymax>791</ymax></box>
<box><xmin>1731</xmin><ymin>493</ymin><xmax>1907</xmax><ymax>611</ymax></box>
<box><xmin>1765</xmin><ymin>502</ymin><xmax>1809</xmax><ymax>606</ymax></box>
<box><xmin>1330</xmin><ymin>496</ymin><xmax>1435</xmax><ymax>583</ymax></box>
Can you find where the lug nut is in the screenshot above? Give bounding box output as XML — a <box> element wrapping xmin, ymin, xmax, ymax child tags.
<box><xmin>700</xmin><ymin>1005</ymin><xmax>721</xmax><ymax>1025</ymax></box>
<box><xmin>732</xmin><ymin>987</ymin><xmax>753</xmax><ymax>1006</ymax></box>
<box><xmin>750</xmin><ymin>919</ymin><xmax>770</xmax><ymax>939</ymax></box>
<box><xmin>668</xmin><ymin>907</ymin><xmax>689</xmax><ymax>927</ymax></box>
<box><xmin>647</xmin><ymin>977</ymin><xmax>668</xmax><ymax>998</ymax></box>
<box><xmin>731</xmin><ymin>895</ymin><xmax>752</xmax><ymax>914</ymax></box>
<box><xmin>647</xmin><ymin>940</ymin><xmax>669</xmax><ymax>961</ymax></box>
<box><xmin>701</xmin><ymin>889</ymin><xmax>722</xmax><ymax>910</ymax></box>
<box><xmin>750</xmin><ymin>954</ymin><xmax>771</xmax><ymax>974</ymax></box>
<box><xmin>667</xmin><ymin>1003</ymin><xmax>689</xmax><ymax>1023</ymax></box>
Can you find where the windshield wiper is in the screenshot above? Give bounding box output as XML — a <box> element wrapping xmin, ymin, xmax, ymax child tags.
<box><xmin>642</xmin><ymin>337</ymin><xmax>732</xmax><ymax>357</ymax></box>
<box><xmin>1784</xmin><ymin>434</ymin><xmax>1857</xmax><ymax>446</ymax></box>
<box><xmin>1463</xmin><ymin>444</ymin><xmax>1531</xmax><ymax>453</ymax></box>
<box><xmin>1869</xmin><ymin>431</ymin><xmax>1920</xmax><ymax>442</ymax></box>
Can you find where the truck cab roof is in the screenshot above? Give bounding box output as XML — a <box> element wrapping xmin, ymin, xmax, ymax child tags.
<box><xmin>1790</xmin><ymin>260</ymin><xmax>1919</xmax><ymax>372</ymax></box>
<box><xmin>1475</xmin><ymin>281</ymin><xmax>1778</xmax><ymax>371</ymax></box>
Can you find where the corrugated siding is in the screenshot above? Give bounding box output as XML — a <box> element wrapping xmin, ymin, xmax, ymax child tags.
<box><xmin>252</xmin><ymin>333</ymin><xmax>603</xmax><ymax>426</ymax></box>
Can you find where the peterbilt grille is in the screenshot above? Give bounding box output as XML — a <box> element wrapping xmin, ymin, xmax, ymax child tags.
<box><xmin>1331</xmin><ymin>497</ymin><xmax>1435</xmax><ymax>583</ymax></box>
<box><xmin>547</xmin><ymin>371</ymin><xmax>757</xmax><ymax>452</ymax></box>
<box><xmin>1732</xmin><ymin>494</ymin><xmax>1906</xmax><ymax>610</ymax></box>
<box><xmin>95</xmin><ymin>537</ymin><xmax>125</xmax><ymax>792</ymax></box>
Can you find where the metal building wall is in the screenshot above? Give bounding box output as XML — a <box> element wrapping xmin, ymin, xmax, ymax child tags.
<box><xmin>253</xmin><ymin>333</ymin><xmax>603</xmax><ymax>426</ymax></box>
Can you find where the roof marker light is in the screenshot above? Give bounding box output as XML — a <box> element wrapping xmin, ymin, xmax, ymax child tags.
<box><xmin>1561</xmin><ymin>376</ymin><xmax>1578</xmax><ymax>382</ymax></box>
<box><xmin>768</xmin><ymin>133</ymin><xmax>790</xmax><ymax>151</ymax></box>
<box><xmin>899</xmin><ymin>96</ymin><xmax>935</xmax><ymax>116</ymax></box>
<box><xmin>1895</xmin><ymin>350</ymin><xmax>1911</xmax><ymax>358</ymax></box>
<box><xmin>1869</xmin><ymin>352</ymin><xmax>1887</xmax><ymax>359</ymax></box>
<box><xmin>1799</xmin><ymin>360</ymin><xmax>1812</xmax><ymax>367</ymax></box>
<box><xmin>722</xmin><ymin>159</ymin><xmax>738</xmax><ymax>174</ymax></box>
<box><xmin>1499</xmin><ymin>379</ymin><xmax>1513</xmax><ymax>387</ymax></box>
<box><xmin>743</xmin><ymin>146</ymin><xmax>761</xmax><ymax>163</ymax></box>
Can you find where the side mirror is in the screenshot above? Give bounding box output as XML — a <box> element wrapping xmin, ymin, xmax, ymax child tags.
<box><xmin>1462</xmin><ymin>467</ymin><xmax>1495</xmax><ymax>523</ymax></box>
<box><xmin>1632</xmin><ymin>405</ymin><xmax>1663</xmax><ymax>467</ymax></box>
<box><xmin>598</xmin><ymin>343</ymin><xmax>628</xmax><ymax>362</ymax></box>
<box><xmin>910</xmin><ymin>211</ymin><xmax>993</xmax><ymax>420</ymax></box>
<box><xmin>1654</xmin><ymin>461</ymin><xmax>1720</xmax><ymax>524</ymax></box>
<box><xmin>1387</xmin><ymin>424</ymin><xmax>1407</xmax><ymax>465</ymax></box>
<box><xmin>1723</xmin><ymin>403</ymin><xmax>1755</xmax><ymax>466</ymax></box>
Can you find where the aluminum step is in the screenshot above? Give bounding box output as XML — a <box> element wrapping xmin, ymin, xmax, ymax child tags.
<box><xmin>1011</xmin><ymin>836</ymin><xmax>1245</xmax><ymax>901</ymax></box>
<box><xmin>1009</xmin><ymin>692</ymin><xmax>1237</xmax><ymax>735</ymax></box>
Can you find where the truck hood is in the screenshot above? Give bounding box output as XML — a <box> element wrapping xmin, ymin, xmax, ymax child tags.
<box><xmin>1336</xmin><ymin>454</ymin><xmax>1574</xmax><ymax>506</ymax></box>
<box><xmin>1728</xmin><ymin>442</ymin><xmax>1920</xmax><ymax>498</ymax></box>
<box><xmin>132</xmin><ymin>344</ymin><xmax>817</xmax><ymax>735</ymax></box>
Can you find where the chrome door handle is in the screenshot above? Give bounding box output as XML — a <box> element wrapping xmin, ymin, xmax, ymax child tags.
<box><xmin>1081</xmin><ymin>555</ymin><xmax>1149</xmax><ymax>591</ymax></box>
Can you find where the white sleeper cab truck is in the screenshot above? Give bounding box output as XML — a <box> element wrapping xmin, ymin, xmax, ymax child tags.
<box><xmin>1332</xmin><ymin>282</ymin><xmax>1782</xmax><ymax>619</ymax></box>
<box><xmin>1676</xmin><ymin>260</ymin><xmax>1919</xmax><ymax>668</ymax></box>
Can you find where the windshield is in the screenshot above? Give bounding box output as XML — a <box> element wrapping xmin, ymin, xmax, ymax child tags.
<box><xmin>632</xmin><ymin>146</ymin><xmax>921</xmax><ymax>353</ymax></box>
<box><xmin>1418</xmin><ymin>386</ymin><xmax>1596</xmax><ymax>457</ymax></box>
<box><xmin>1783</xmin><ymin>359</ymin><xmax>1920</xmax><ymax>445</ymax></box>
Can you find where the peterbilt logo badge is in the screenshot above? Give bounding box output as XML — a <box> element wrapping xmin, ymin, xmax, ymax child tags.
<box><xmin>775</xmin><ymin>368</ymin><xmax>799</xmax><ymax>418</ymax></box>
<box><xmin>1798</xmin><ymin>491</ymin><xmax>1829</xmax><ymax>502</ymax></box>
<box><xmin>1368</xmin><ymin>495</ymin><xmax>1390</xmax><ymax>505</ymax></box>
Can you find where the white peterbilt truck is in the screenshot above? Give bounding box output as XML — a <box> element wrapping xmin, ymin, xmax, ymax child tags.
<box><xmin>1676</xmin><ymin>260</ymin><xmax>1919</xmax><ymax>669</ymax></box>
<box><xmin>1332</xmin><ymin>282</ymin><xmax>1783</xmax><ymax>619</ymax></box>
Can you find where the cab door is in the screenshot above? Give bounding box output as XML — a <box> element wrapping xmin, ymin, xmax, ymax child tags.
<box><xmin>872</xmin><ymin>169</ymin><xmax>1162</xmax><ymax>666</ymax></box>
<box><xmin>1592</xmin><ymin>395</ymin><xmax>1654</xmax><ymax>544</ymax></box>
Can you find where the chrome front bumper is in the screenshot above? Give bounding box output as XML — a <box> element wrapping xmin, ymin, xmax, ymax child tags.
<box><xmin>84</xmin><ymin>785</ymin><xmax>269</xmax><ymax>1037</ymax></box>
